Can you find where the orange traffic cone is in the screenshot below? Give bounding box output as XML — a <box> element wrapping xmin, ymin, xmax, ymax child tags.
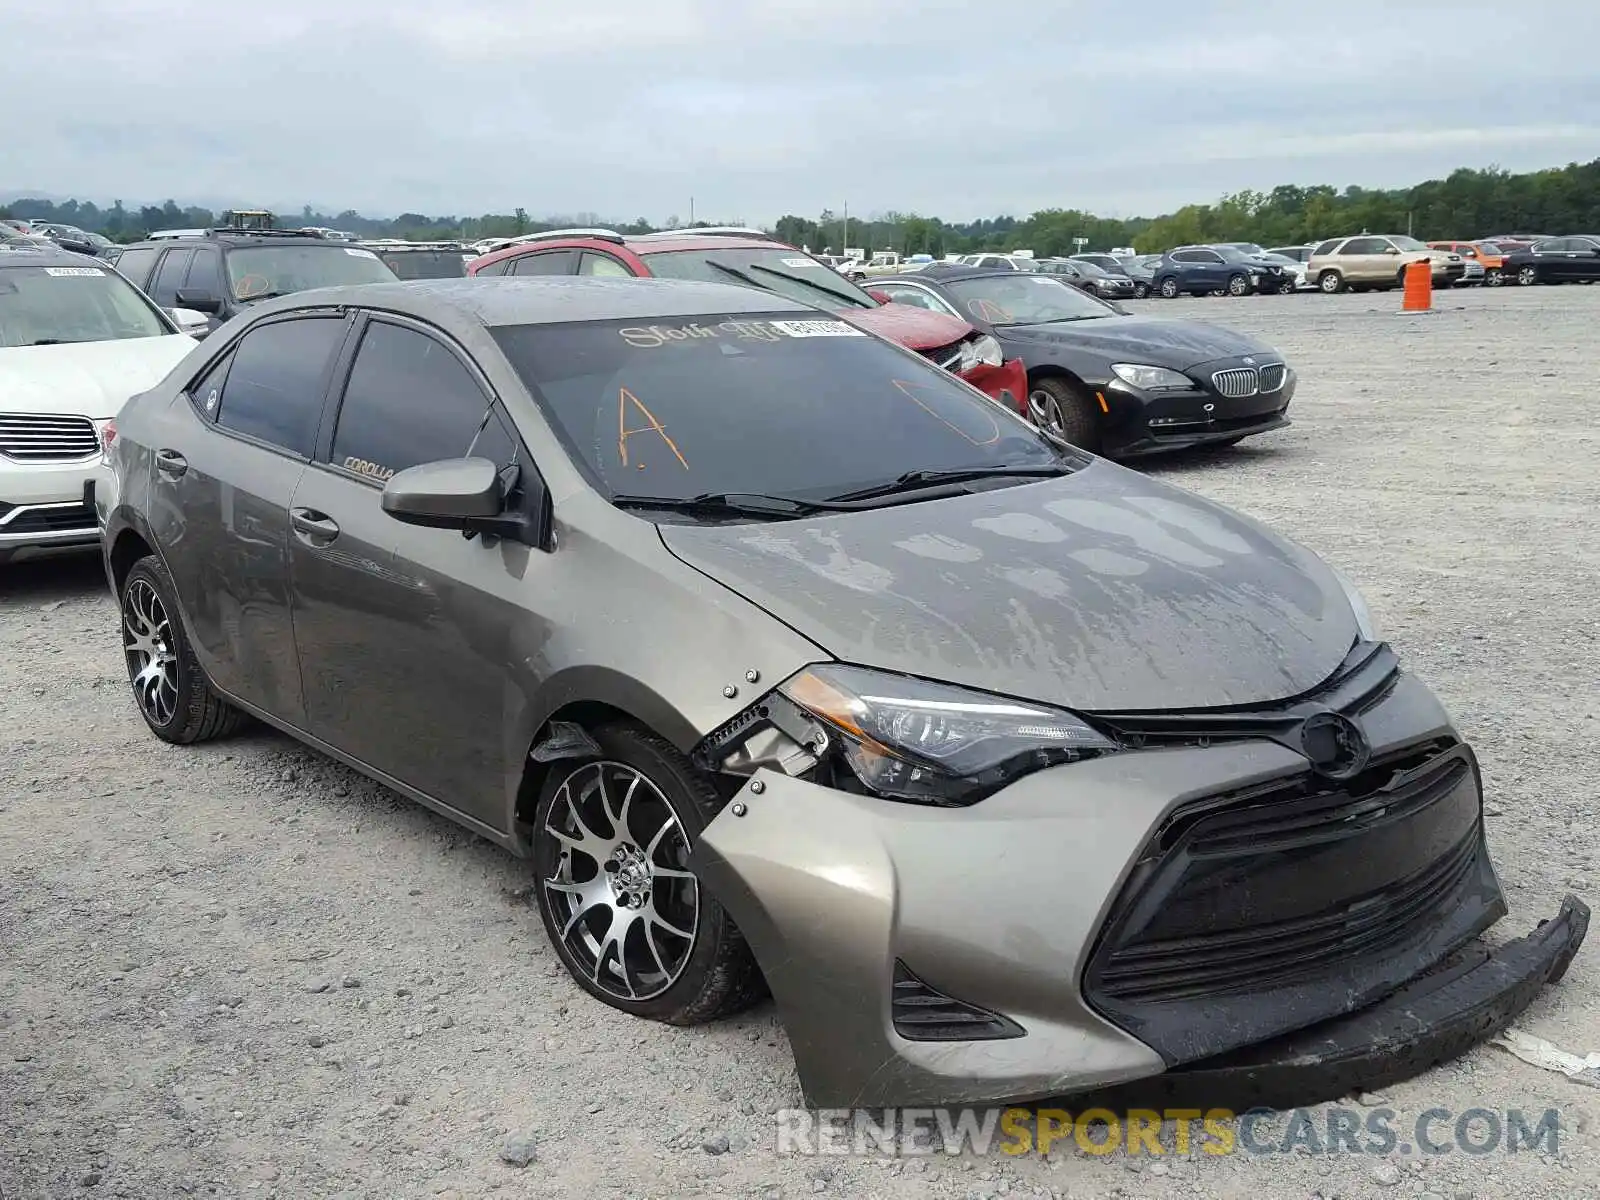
<box><xmin>1402</xmin><ymin>259</ymin><xmax>1433</xmax><ymax>311</ymax></box>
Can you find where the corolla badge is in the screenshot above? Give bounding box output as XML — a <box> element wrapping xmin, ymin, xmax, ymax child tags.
<box><xmin>1300</xmin><ymin>710</ymin><xmax>1371</xmax><ymax>780</ymax></box>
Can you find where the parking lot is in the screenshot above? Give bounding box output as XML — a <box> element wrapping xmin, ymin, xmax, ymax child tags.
<box><xmin>2</xmin><ymin>282</ymin><xmax>1598</xmax><ymax>1199</ymax></box>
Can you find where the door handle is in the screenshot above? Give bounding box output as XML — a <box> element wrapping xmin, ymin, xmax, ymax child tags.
<box><xmin>290</xmin><ymin>507</ymin><xmax>340</xmax><ymax>543</ymax></box>
<box><xmin>155</xmin><ymin>448</ymin><xmax>187</xmax><ymax>479</ymax></box>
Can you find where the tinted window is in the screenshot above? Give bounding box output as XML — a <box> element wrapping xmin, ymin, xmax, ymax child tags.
<box><xmin>1195</xmin><ymin>250</ymin><xmax>1224</xmax><ymax>263</ymax></box>
<box><xmin>511</xmin><ymin>251</ymin><xmax>575</xmax><ymax>276</ymax></box>
<box><xmin>149</xmin><ymin>249</ymin><xmax>195</xmax><ymax>306</ymax></box>
<box><xmin>1342</xmin><ymin>238</ymin><xmax>1389</xmax><ymax>255</ymax></box>
<box><xmin>187</xmin><ymin>351</ymin><xmax>234</xmax><ymax>419</ymax></box>
<box><xmin>491</xmin><ymin>313</ymin><xmax>1067</xmax><ymax>509</ymax></box>
<box><xmin>330</xmin><ymin>321</ymin><xmax>514</xmax><ymax>482</ymax></box>
<box><xmin>579</xmin><ymin>252</ymin><xmax>632</xmax><ymax>277</ymax></box>
<box><xmin>942</xmin><ymin>274</ymin><xmax>1113</xmax><ymax>325</ymax></box>
<box><xmin>214</xmin><ymin>317</ymin><xmax>346</xmax><ymax>456</ymax></box>
<box><xmin>1170</xmin><ymin>251</ymin><xmax>1199</xmax><ymax>264</ymax></box>
<box><xmin>113</xmin><ymin>246</ymin><xmax>160</xmax><ymax>288</ymax></box>
<box><xmin>473</xmin><ymin>259</ymin><xmax>509</xmax><ymax>277</ymax></box>
<box><xmin>377</xmin><ymin>250</ymin><xmax>469</xmax><ymax>280</ymax></box>
<box><xmin>184</xmin><ymin>247</ymin><xmax>224</xmax><ymax>298</ymax></box>
<box><xmin>1533</xmin><ymin>239</ymin><xmax>1567</xmax><ymax>253</ymax></box>
<box><xmin>1313</xmin><ymin>240</ymin><xmax>1343</xmax><ymax>256</ymax></box>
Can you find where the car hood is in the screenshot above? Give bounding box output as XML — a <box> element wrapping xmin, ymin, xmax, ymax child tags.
<box><xmin>995</xmin><ymin>315</ymin><xmax>1280</xmax><ymax>370</ymax></box>
<box><xmin>659</xmin><ymin>460</ymin><xmax>1358</xmax><ymax>712</ymax></box>
<box><xmin>842</xmin><ymin>302</ymin><xmax>974</xmax><ymax>350</ymax></box>
<box><xmin>0</xmin><ymin>334</ymin><xmax>196</xmax><ymax>418</ymax></box>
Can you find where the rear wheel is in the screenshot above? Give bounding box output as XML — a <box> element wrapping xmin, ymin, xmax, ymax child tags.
<box><xmin>1158</xmin><ymin>276</ymin><xmax>1180</xmax><ymax>299</ymax></box>
<box><xmin>1485</xmin><ymin>268</ymin><xmax>1503</xmax><ymax>286</ymax></box>
<box><xmin>530</xmin><ymin>724</ymin><xmax>765</xmax><ymax>1025</ymax></box>
<box><xmin>1318</xmin><ymin>270</ymin><xmax>1344</xmax><ymax>294</ymax></box>
<box><xmin>120</xmin><ymin>555</ymin><xmax>247</xmax><ymax>744</ymax></box>
<box><xmin>1027</xmin><ymin>378</ymin><xmax>1101</xmax><ymax>452</ymax></box>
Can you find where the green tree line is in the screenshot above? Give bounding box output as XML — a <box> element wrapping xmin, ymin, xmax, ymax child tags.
<box><xmin>6</xmin><ymin>160</ymin><xmax>1599</xmax><ymax>254</ymax></box>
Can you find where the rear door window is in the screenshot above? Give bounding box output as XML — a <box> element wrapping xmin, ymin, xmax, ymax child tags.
<box><xmin>149</xmin><ymin>249</ymin><xmax>196</xmax><ymax>306</ymax></box>
<box><xmin>112</xmin><ymin>246</ymin><xmax>160</xmax><ymax>288</ymax></box>
<box><xmin>511</xmin><ymin>251</ymin><xmax>577</xmax><ymax>276</ymax></box>
<box><xmin>213</xmin><ymin>316</ymin><xmax>348</xmax><ymax>457</ymax></box>
<box><xmin>183</xmin><ymin>247</ymin><xmax>225</xmax><ymax>299</ymax></box>
<box><xmin>579</xmin><ymin>252</ymin><xmax>633</xmax><ymax>277</ymax></box>
<box><xmin>1312</xmin><ymin>239</ymin><xmax>1343</xmax><ymax>256</ymax></box>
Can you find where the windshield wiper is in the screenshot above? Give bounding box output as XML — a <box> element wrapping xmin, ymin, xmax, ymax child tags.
<box><xmin>700</xmin><ymin>259</ymin><xmax>766</xmax><ymax>290</ymax></box>
<box><xmin>741</xmin><ymin>261</ymin><xmax>872</xmax><ymax>307</ymax></box>
<box><xmin>610</xmin><ymin>491</ymin><xmax>851</xmax><ymax>520</ymax></box>
<box><xmin>828</xmin><ymin>464</ymin><xmax>1073</xmax><ymax>503</ymax></box>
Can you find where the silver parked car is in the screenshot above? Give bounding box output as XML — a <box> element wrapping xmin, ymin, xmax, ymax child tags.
<box><xmin>96</xmin><ymin>277</ymin><xmax>1588</xmax><ymax>1108</ymax></box>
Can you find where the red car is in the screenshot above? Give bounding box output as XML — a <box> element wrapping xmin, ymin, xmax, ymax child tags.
<box><xmin>467</xmin><ymin>228</ymin><xmax>1028</xmax><ymax>411</ymax></box>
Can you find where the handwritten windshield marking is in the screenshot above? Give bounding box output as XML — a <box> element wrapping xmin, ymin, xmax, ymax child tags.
<box><xmin>892</xmin><ymin>379</ymin><xmax>1001</xmax><ymax>447</ymax></box>
<box><xmin>966</xmin><ymin>297</ymin><xmax>1013</xmax><ymax>323</ymax></box>
<box><xmin>618</xmin><ymin>386</ymin><xmax>689</xmax><ymax>471</ymax></box>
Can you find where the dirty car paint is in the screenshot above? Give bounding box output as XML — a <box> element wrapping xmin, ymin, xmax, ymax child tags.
<box><xmin>660</xmin><ymin>460</ymin><xmax>1358</xmax><ymax>711</ymax></box>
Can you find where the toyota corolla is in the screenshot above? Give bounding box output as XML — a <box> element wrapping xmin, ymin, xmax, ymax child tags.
<box><xmin>97</xmin><ymin>277</ymin><xmax>1586</xmax><ymax>1108</ymax></box>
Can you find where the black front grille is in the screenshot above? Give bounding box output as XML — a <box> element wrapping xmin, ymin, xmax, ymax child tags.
<box><xmin>0</xmin><ymin>413</ymin><xmax>100</xmax><ymax>461</ymax></box>
<box><xmin>891</xmin><ymin>961</ymin><xmax>1025</xmax><ymax>1042</ymax></box>
<box><xmin>919</xmin><ymin>340</ymin><xmax>966</xmax><ymax>374</ymax></box>
<box><xmin>1258</xmin><ymin>363</ymin><xmax>1286</xmax><ymax>392</ymax></box>
<box><xmin>0</xmin><ymin>501</ymin><xmax>97</xmax><ymax>535</ymax></box>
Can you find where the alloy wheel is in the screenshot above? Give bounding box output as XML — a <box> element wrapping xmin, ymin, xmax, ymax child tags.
<box><xmin>123</xmin><ymin>578</ymin><xmax>178</xmax><ymax>726</ymax></box>
<box><xmin>541</xmin><ymin>761</ymin><xmax>699</xmax><ymax>1002</ymax></box>
<box><xmin>1028</xmin><ymin>389</ymin><xmax>1067</xmax><ymax>437</ymax></box>
<box><xmin>1228</xmin><ymin>274</ymin><xmax>1248</xmax><ymax>296</ymax></box>
<box><xmin>1319</xmin><ymin>271</ymin><xmax>1342</xmax><ymax>294</ymax></box>
<box><xmin>1518</xmin><ymin>266</ymin><xmax>1538</xmax><ymax>286</ymax></box>
<box><xmin>1159</xmin><ymin>278</ymin><xmax>1178</xmax><ymax>298</ymax></box>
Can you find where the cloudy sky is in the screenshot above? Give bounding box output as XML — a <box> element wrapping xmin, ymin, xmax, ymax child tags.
<box><xmin>5</xmin><ymin>0</ymin><xmax>1596</xmax><ymax>224</ymax></box>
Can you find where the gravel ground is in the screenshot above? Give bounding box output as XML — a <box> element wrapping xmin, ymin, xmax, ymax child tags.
<box><xmin>3</xmin><ymin>283</ymin><xmax>1599</xmax><ymax>1199</ymax></box>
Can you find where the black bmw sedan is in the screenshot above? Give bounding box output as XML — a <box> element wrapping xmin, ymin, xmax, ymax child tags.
<box><xmin>868</xmin><ymin>266</ymin><xmax>1294</xmax><ymax>456</ymax></box>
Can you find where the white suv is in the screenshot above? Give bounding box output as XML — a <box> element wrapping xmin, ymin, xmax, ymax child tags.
<box><xmin>1</xmin><ymin>246</ymin><xmax>200</xmax><ymax>563</ymax></box>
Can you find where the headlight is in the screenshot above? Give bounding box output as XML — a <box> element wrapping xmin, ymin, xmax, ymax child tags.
<box><xmin>1331</xmin><ymin>567</ymin><xmax>1380</xmax><ymax>641</ymax></box>
<box><xmin>1111</xmin><ymin>363</ymin><xmax>1192</xmax><ymax>391</ymax></box>
<box><xmin>780</xmin><ymin>664</ymin><xmax>1118</xmax><ymax>804</ymax></box>
<box><xmin>958</xmin><ymin>334</ymin><xmax>1004</xmax><ymax>370</ymax></box>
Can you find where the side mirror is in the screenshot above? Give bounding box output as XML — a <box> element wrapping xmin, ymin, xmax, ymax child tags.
<box><xmin>169</xmin><ymin>307</ymin><xmax>211</xmax><ymax>337</ymax></box>
<box><xmin>1383</xmin><ymin>247</ymin><xmax>1400</xmax><ymax>255</ymax></box>
<box><xmin>381</xmin><ymin>456</ymin><xmax>547</xmax><ymax>546</ymax></box>
<box><xmin>174</xmin><ymin>288</ymin><xmax>222</xmax><ymax>314</ymax></box>
<box><xmin>867</xmin><ymin>289</ymin><xmax>893</xmax><ymax>304</ymax></box>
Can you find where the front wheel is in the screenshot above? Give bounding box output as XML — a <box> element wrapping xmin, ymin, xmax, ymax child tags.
<box><xmin>531</xmin><ymin>724</ymin><xmax>765</xmax><ymax>1024</ymax></box>
<box><xmin>1158</xmin><ymin>276</ymin><xmax>1180</xmax><ymax>299</ymax></box>
<box><xmin>1517</xmin><ymin>265</ymin><xmax>1539</xmax><ymax>286</ymax></box>
<box><xmin>1318</xmin><ymin>270</ymin><xmax>1344</xmax><ymax>294</ymax></box>
<box><xmin>1277</xmin><ymin>279</ymin><xmax>1296</xmax><ymax>295</ymax></box>
<box><xmin>1132</xmin><ymin>282</ymin><xmax>1149</xmax><ymax>299</ymax></box>
<box><xmin>1226</xmin><ymin>273</ymin><xmax>1249</xmax><ymax>297</ymax></box>
<box><xmin>1027</xmin><ymin>378</ymin><xmax>1101</xmax><ymax>452</ymax></box>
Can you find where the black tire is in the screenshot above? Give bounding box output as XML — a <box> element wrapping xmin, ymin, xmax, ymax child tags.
<box><xmin>1517</xmin><ymin>265</ymin><xmax>1539</xmax><ymax>286</ymax></box>
<box><xmin>1158</xmin><ymin>276</ymin><xmax>1180</xmax><ymax>299</ymax></box>
<box><xmin>530</xmin><ymin>723</ymin><xmax>765</xmax><ymax>1026</ymax></box>
<box><xmin>1277</xmin><ymin>279</ymin><xmax>1295</xmax><ymax>295</ymax></box>
<box><xmin>1226</xmin><ymin>273</ymin><xmax>1249</xmax><ymax>297</ymax></box>
<box><xmin>1318</xmin><ymin>270</ymin><xmax>1344</xmax><ymax>294</ymax></box>
<box><xmin>1027</xmin><ymin>377</ymin><xmax>1101</xmax><ymax>452</ymax></box>
<box><xmin>1133</xmin><ymin>282</ymin><xmax>1149</xmax><ymax>299</ymax></box>
<box><xmin>120</xmin><ymin>554</ymin><xmax>247</xmax><ymax>744</ymax></box>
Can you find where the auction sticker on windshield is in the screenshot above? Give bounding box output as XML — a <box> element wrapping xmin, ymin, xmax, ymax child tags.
<box><xmin>43</xmin><ymin>267</ymin><xmax>105</xmax><ymax>277</ymax></box>
<box><xmin>769</xmin><ymin>319</ymin><xmax>865</xmax><ymax>338</ymax></box>
<box><xmin>344</xmin><ymin>248</ymin><xmax>379</xmax><ymax>258</ymax></box>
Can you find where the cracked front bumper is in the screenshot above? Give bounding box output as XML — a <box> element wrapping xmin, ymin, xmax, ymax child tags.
<box><xmin>694</xmin><ymin>673</ymin><xmax>1587</xmax><ymax>1108</ymax></box>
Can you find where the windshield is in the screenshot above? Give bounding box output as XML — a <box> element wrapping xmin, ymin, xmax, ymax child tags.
<box><xmin>1390</xmin><ymin>236</ymin><xmax>1427</xmax><ymax>251</ymax></box>
<box><xmin>0</xmin><ymin>263</ymin><xmax>172</xmax><ymax>347</ymax></box>
<box><xmin>1214</xmin><ymin>246</ymin><xmax>1258</xmax><ymax>263</ymax></box>
<box><xmin>642</xmin><ymin>246</ymin><xmax>876</xmax><ymax>310</ymax></box>
<box><xmin>1225</xmin><ymin>243</ymin><xmax>1266</xmax><ymax>256</ymax></box>
<box><xmin>491</xmin><ymin>312</ymin><xmax>1064</xmax><ymax>512</ymax></box>
<box><xmin>224</xmin><ymin>244</ymin><xmax>396</xmax><ymax>301</ymax></box>
<box><xmin>939</xmin><ymin>274</ymin><xmax>1114</xmax><ymax>326</ymax></box>
<box><xmin>1073</xmin><ymin>260</ymin><xmax>1110</xmax><ymax>278</ymax></box>
<box><xmin>374</xmin><ymin>249</ymin><xmax>470</xmax><ymax>280</ymax></box>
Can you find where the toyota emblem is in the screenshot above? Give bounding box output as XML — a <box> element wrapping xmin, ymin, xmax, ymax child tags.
<box><xmin>1300</xmin><ymin>711</ymin><xmax>1370</xmax><ymax>780</ymax></box>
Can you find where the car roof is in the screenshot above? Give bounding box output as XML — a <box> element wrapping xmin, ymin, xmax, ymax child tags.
<box><xmin>627</xmin><ymin>234</ymin><xmax>775</xmax><ymax>255</ymax></box>
<box><xmin>0</xmin><ymin>244</ymin><xmax>110</xmax><ymax>269</ymax></box>
<box><xmin>118</xmin><ymin>232</ymin><xmax>343</xmax><ymax>251</ymax></box>
<box><xmin>873</xmin><ymin>265</ymin><xmax>1032</xmax><ymax>284</ymax></box>
<box><xmin>245</xmin><ymin>276</ymin><xmax>820</xmax><ymax>327</ymax></box>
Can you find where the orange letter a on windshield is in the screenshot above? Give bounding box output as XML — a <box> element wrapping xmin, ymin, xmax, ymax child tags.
<box><xmin>618</xmin><ymin>387</ymin><xmax>689</xmax><ymax>470</ymax></box>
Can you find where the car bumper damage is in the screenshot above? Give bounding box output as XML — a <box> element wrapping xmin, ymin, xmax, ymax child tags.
<box><xmin>692</xmin><ymin>653</ymin><xmax>1588</xmax><ymax>1109</ymax></box>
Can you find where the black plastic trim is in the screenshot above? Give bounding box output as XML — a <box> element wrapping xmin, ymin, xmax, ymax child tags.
<box><xmin>892</xmin><ymin>961</ymin><xmax>1026</xmax><ymax>1042</ymax></box>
